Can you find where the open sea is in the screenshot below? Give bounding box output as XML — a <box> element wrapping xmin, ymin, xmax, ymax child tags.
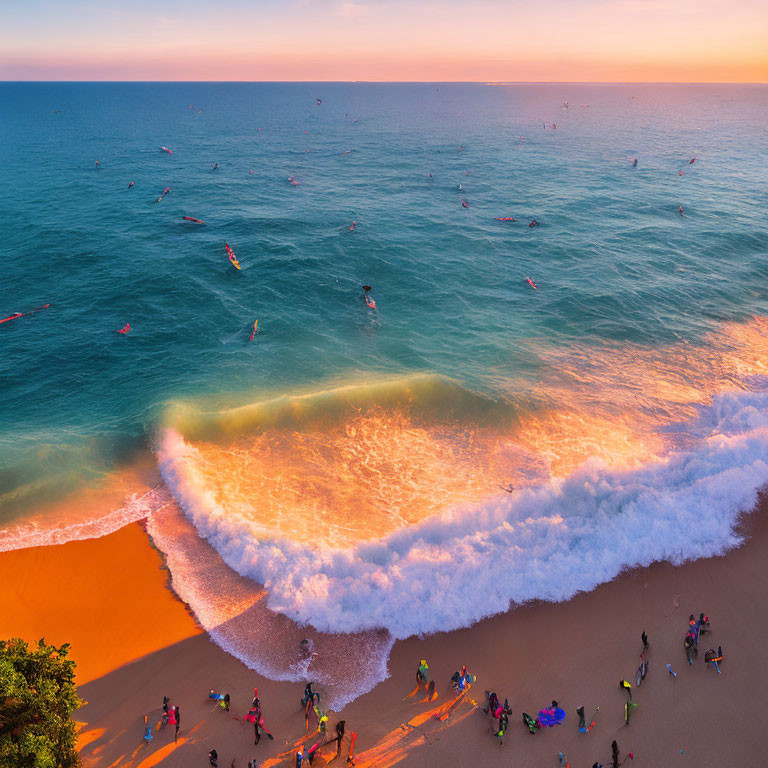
<box><xmin>1</xmin><ymin>82</ymin><xmax>768</xmax><ymax>705</ymax></box>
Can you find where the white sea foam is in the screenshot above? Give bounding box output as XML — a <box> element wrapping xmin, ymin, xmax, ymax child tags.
<box><xmin>156</xmin><ymin>386</ymin><xmax>768</xmax><ymax>640</ymax></box>
<box><xmin>145</xmin><ymin>502</ymin><xmax>393</xmax><ymax>709</ymax></box>
<box><xmin>0</xmin><ymin>485</ymin><xmax>172</xmax><ymax>552</ymax></box>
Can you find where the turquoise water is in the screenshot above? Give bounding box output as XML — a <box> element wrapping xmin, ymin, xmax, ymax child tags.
<box><xmin>3</xmin><ymin>82</ymin><xmax>768</xmax><ymax>700</ymax></box>
<box><xmin>2</xmin><ymin>82</ymin><xmax>767</xmax><ymax>521</ymax></box>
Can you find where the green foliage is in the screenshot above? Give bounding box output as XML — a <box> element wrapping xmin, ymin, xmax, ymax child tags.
<box><xmin>0</xmin><ymin>638</ymin><xmax>81</xmax><ymax>768</ymax></box>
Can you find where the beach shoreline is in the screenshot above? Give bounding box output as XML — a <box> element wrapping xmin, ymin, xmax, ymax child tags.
<box><xmin>2</xmin><ymin>494</ymin><xmax>766</xmax><ymax>766</ymax></box>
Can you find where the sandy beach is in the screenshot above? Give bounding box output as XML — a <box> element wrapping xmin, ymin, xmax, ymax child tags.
<box><xmin>2</xmin><ymin>494</ymin><xmax>765</xmax><ymax>768</ymax></box>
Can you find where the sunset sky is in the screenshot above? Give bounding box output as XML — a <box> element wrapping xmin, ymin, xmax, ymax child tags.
<box><xmin>2</xmin><ymin>0</ymin><xmax>766</xmax><ymax>82</ymax></box>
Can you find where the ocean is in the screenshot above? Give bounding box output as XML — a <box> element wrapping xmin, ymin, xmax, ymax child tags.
<box><xmin>1</xmin><ymin>82</ymin><xmax>768</xmax><ymax>705</ymax></box>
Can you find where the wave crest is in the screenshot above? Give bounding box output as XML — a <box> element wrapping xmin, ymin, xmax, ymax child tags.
<box><xmin>157</xmin><ymin>383</ymin><xmax>768</xmax><ymax>639</ymax></box>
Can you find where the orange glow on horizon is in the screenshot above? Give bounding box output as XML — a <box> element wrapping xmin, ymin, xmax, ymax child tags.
<box><xmin>1</xmin><ymin>0</ymin><xmax>766</xmax><ymax>82</ymax></box>
<box><xmin>3</xmin><ymin>51</ymin><xmax>766</xmax><ymax>83</ymax></box>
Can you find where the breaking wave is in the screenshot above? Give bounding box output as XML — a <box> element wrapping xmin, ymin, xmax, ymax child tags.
<box><xmin>5</xmin><ymin>319</ymin><xmax>768</xmax><ymax>702</ymax></box>
<box><xmin>157</xmin><ymin>386</ymin><xmax>768</xmax><ymax>639</ymax></box>
<box><xmin>155</xmin><ymin>318</ymin><xmax>768</xmax><ymax>640</ymax></box>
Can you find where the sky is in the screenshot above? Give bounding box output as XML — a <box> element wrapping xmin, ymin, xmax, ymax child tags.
<box><xmin>1</xmin><ymin>0</ymin><xmax>766</xmax><ymax>82</ymax></box>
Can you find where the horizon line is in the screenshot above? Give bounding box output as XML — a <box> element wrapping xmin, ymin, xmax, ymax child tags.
<box><xmin>2</xmin><ymin>79</ymin><xmax>767</xmax><ymax>85</ymax></box>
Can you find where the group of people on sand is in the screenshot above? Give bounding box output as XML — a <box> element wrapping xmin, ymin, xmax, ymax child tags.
<box><xmin>144</xmin><ymin>611</ymin><xmax>724</xmax><ymax>766</ymax></box>
<box><xmin>203</xmin><ymin>681</ymin><xmax>355</xmax><ymax>768</ymax></box>
<box><xmin>482</xmin><ymin>677</ymin><xmax>631</xmax><ymax>767</ymax></box>
<box><xmin>682</xmin><ymin>611</ymin><xmax>724</xmax><ymax>673</ymax></box>
<box><xmin>143</xmin><ymin>696</ymin><xmax>180</xmax><ymax>745</ymax></box>
<box><xmin>295</xmin><ymin>717</ymin><xmax>356</xmax><ymax>767</ymax></box>
<box><xmin>474</xmin><ymin>616</ymin><xmax>723</xmax><ymax>766</ymax></box>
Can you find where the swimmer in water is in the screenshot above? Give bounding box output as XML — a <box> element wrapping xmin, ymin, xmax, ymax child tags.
<box><xmin>632</xmin><ymin>158</ymin><xmax>638</xmax><ymax>167</ymax></box>
<box><xmin>212</xmin><ymin>162</ymin><xmax>219</xmax><ymax>170</ymax></box>
<box><xmin>679</xmin><ymin>205</ymin><xmax>684</xmax><ymax>215</ymax></box>
<box><xmin>300</xmin><ymin>638</ymin><xmax>315</xmax><ymax>660</ymax></box>
<box><xmin>529</xmin><ymin>219</ymin><xmax>539</xmax><ymax>227</ymax></box>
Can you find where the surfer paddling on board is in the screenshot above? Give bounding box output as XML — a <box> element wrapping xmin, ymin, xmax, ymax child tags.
<box><xmin>362</xmin><ymin>285</ymin><xmax>376</xmax><ymax>310</ymax></box>
<box><xmin>1</xmin><ymin>304</ymin><xmax>51</xmax><ymax>326</ymax></box>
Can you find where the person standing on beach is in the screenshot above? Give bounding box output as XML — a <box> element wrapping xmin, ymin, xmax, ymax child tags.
<box><xmin>251</xmin><ymin>694</ymin><xmax>275</xmax><ymax>745</ymax></box>
<box><xmin>330</xmin><ymin>721</ymin><xmax>356</xmax><ymax>764</ymax></box>
<box><xmin>252</xmin><ymin>696</ymin><xmax>263</xmax><ymax>745</ymax></box>
<box><xmin>168</xmin><ymin>705</ymin><xmax>177</xmax><ymax>731</ymax></box>
<box><xmin>496</xmin><ymin>709</ymin><xmax>509</xmax><ymax>742</ymax></box>
<box><xmin>420</xmin><ymin>660</ymin><xmax>436</xmax><ymax>701</ymax></box>
<box><xmin>209</xmin><ymin>749</ymin><xmax>218</xmax><ymax>767</ymax></box>
<box><xmin>174</xmin><ymin>705</ymin><xmax>181</xmax><ymax>742</ymax></box>
<box><xmin>161</xmin><ymin>696</ymin><xmax>170</xmax><ymax>728</ymax></box>
<box><xmin>619</xmin><ymin>679</ymin><xmax>633</xmax><ymax>702</ymax></box>
<box><xmin>301</xmin><ymin>682</ymin><xmax>317</xmax><ymax>707</ymax></box>
<box><xmin>334</xmin><ymin>720</ymin><xmax>346</xmax><ymax>757</ymax></box>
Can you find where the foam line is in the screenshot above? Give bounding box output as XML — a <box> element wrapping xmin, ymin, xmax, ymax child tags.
<box><xmin>146</xmin><ymin>502</ymin><xmax>393</xmax><ymax>709</ymax></box>
<box><xmin>0</xmin><ymin>485</ymin><xmax>172</xmax><ymax>553</ymax></box>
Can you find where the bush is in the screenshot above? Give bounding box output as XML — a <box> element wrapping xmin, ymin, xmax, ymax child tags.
<box><xmin>0</xmin><ymin>638</ymin><xmax>81</xmax><ymax>768</ymax></box>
